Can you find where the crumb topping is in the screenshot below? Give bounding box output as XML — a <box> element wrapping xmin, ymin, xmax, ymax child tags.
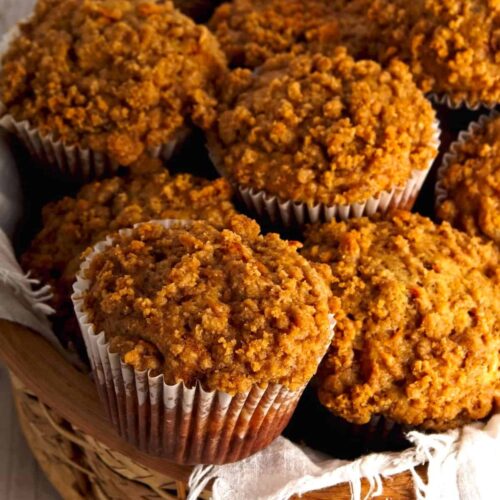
<box><xmin>437</xmin><ymin>115</ymin><xmax>500</xmax><ymax>246</ymax></box>
<box><xmin>210</xmin><ymin>51</ymin><xmax>437</xmax><ymax>206</ymax></box>
<box><xmin>407</xmin><ymin>0</ymin><xmax>500</xmax><ymax>106</ymax></box>
<box><xmin>82</xmin><ymin>216</ymin><xmax>332</xmax><ymax>393</ymax></box>
<box><xmin>0</xmin><ymin>0</ymin><xmax>227</xmax><ymax>165</ymax></box>
<box><xmin>302</xmin><ymin>210</ymin><xmax>500</xmax><ymax>430</ymax></box>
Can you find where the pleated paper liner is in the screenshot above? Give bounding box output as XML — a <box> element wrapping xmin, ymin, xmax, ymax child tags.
<box><xmin>435</xmin><ymin>109</ymin><xmax>499</xmax><ymax>212</ymax></box>
<box><xmin>0</xmin><ymin>21</ymin><xmax>189</xmax><ymax>182</ymax></box>
<box><xmin>208</xmin><ymin>121</ymin><xmax>441</xmax><ymax>228</ymax></box>
<box><xmin>428</xmin><ymin>93</ymin><xmax>497</xmax><ymax>111</ymax></box>
<box><xmin>72</xmin><ymin>219</ymin><xmax>335</xmax><ymax>465</ymax></box>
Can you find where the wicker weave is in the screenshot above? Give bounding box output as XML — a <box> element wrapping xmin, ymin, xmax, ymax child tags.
<box><xmin>10</xmin><ymin>373</ymin><xmax>211</xmax><ymax>500</ymax></box>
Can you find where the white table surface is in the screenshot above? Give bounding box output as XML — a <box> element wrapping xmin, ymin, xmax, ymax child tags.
<box><xmin>1</xmin><ymin>1</ymin><xmax>59</xmax><ymax>498</ymax></box>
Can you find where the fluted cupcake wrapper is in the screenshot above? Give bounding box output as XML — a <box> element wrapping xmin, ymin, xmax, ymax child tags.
<box><xmin>435</xmin><ymin>110</ymin><xmax>499</xmax><ymax>211</ymax></box>
<box><xmin>208</xmin><ymin>121</ymin><xmax>440</xmax><ymax>228</ymax></box>
<box><xmin>72</xmin><ymin>219</ymin><xmax>335</xmax><ymax>465</ymax></box>
<box><xmin>0</xmin><ymin>22</ymin><xmax>189</xmax><ymax>182</ymax></box>
<box><xmin>427</xmin><ymin>93</ymin><xmax>497</xmax><ymax>111</ymax></box>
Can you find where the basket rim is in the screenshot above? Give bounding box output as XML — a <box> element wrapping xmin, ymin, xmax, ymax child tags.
<box><xmin>0</xmin><ymin>318</ymin><xmax>423</xmax><ymax>499</ymax></box>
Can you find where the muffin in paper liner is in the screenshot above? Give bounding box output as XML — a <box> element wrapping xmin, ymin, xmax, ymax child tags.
<box><xmin>208</xmin><ymin>121</ymin><xmax>441</xmax><ymax>228</ymax></box>
<box><xmin>71</xmin><ymin>219</ymin><xmax>335</xmax><ymax>465</ymax></box>
<box><xmin>427</xmin><ymin>93</ymin><xmax>497</xmax><ymax>112</ymax></box>
<box><xmin>435</xmin><ymin>110</ymin><xmax>499</xmax><ymax>211</ymax></box>
<box><xmin>0</xmin><ymin>22</ymin><xmax>189</xmax><ymax>182</ymax></box>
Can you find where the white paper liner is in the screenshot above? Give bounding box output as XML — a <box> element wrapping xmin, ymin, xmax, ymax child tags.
<box><xmin>72</xmin><ymin>219</ymin><xmax>335</xmax><ymax>465</ymax></box>
<box><xmin>0</xmin><ymin>21</ymin><xmax>189</xmax><ymax>182</ymax></box>
<box><xmin>435</xmin><ymin>110</ymin><xmax>499</xmax><ymax>211</ymax></box>
<box><xmin>427</xmin><ymin>92</ymin><xmax>497</xmax><ymax>111</ymax></box>
<box><xmin>208</xmin><ymin>121</ymin><xmax>441</xmax><ymax>227</ymax></box>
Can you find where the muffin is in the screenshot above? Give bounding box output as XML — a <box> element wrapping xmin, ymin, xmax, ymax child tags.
<box><xmin>436</xmin><ymin>112</ymin><xmax>500</xmax><ymax>245</ymax></box>
<box><xmin>209</xmin><ymin>0</ymin><xmax>351</xmax><ymax>69</ymax></box>
<box><xmin>72</xmin><ymin>216</ymin><xmax>333</xmax><ymax>463</ymax></box>
<box><xmin>406</xmin><ymin>0</ymin><xmax>500</xmax><ymax>108</ymax></box>
<box><xmin>0</xmin><ymin>0</ymin><xmax>227</xmax><ymax>179</ymax></box>
<box><xmin>208</xmin><ymin>50</ymin><xmax>439</xmax><ymax>226</ymax></box>
<box><xmin>208</xmin><ymin>0</ymin><xmax>414</xmax><ymax>70</ymax></box>
<box><xmin>21</xmin><ymin>158</ymin><xmax>237</xmax><ymax>352</ymax></box>
<box><xmin>302</xmin><ymin>210</ymin><xmax>500</xmax><ymax>433</ymax></box>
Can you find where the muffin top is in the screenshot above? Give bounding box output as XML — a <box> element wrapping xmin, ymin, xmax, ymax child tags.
<box><xmin>208</xmin><ymin>0</ymin><xmax>413</xmax><ymax>70</ymax></box>
<box><xmin>407</xmin><ymin>0</ymin><xmax>500</xmax><ymax>106</ymax></box>
<box><xmin>210</xmin><ymin>50</ymin><xmax>437</xmax><ymax>206</ymax></box>
<box><xmin>209</xmin><ymin>0</ymin><xmax>356</xmax><ymax>69</ymax></box>
<box><xmin>302</xmin><ymin>210</ymin><xmax>500</xmax><ymax>430</ymax></box>
<box><xmin>437</xmin><ymin>114</ymin><xmax>500</xmax><ymax>245</ymax></box>
<box><xmin>80</xmin><ymin>216</ymin><xmax>332</xmax><ymax>394</ymax></box>
<box><xmin>21</xmin><ymin>159</ymin><xmax>237</xmax><ymax>324</ymax></box>
<box><xmin>0</xmin><ymin>0</ymin><xmax>227</xmax><ymax>165</ymax></box>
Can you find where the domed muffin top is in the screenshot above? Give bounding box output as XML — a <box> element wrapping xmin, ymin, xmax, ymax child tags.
<box><xmin>0</xmin><ymin>0</ymin><xmax>227</xmax><ymax>164</ymax></box>
<box><xmin>210</xmin><ymin>50</ymin><xmax>437</xmax><ymax>206</ymax></box>
<box><xmin>302</xmin><ymin>210</ymin><xmax>500</xmax><ymax>430</ymax></box>
<box><xmin>437</xmin><ymin>114</ymin><xmax>500</xmax><ymax>245</ymax></box>
<box><xmin>80</xmin><ymin>216</ymin><xmax>333</xmax><ymax>394</ymax></box>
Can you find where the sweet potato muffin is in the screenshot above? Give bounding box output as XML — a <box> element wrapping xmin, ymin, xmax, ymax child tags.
<box><xmin>80</xmin><ymin>216</ymin><xmax>332</xmax><ymax>394</ymax></box>
<box><xmin>0</xmin><ymin>0</ymin><xmax>227</xmax><ymax>165</ymax></box>
<box><xmin>21</xmin><ymin>159</ymin><xmax>237</xmax><ymax>347</ymax></box>
<box><xmin>302</xmin><ymin>210</ymin><xmax>500</xmax><ymax>431</ymax></box>
<box><xmin>209</xmin><ymin>0</ymin><xmax>351</xmax><ymax>69</ymax></box>
<box><xmin>407</xmin><ymin>0</ymin><xmax>500</xmax><ymax>106</ymax></box>
<box><xmin>208</xmin><ymin>0</ymin><xmax>414</xmax><ymax>70</ymax></box>
<box><xmin>437</xmin><ymin>114</ymin><xmax>500</xmax><ymax>245</ymax></box>
<box><xmin>209</xmin><ymin>50</ymin><xmax>437</xmax><ymax>207</ymax></box>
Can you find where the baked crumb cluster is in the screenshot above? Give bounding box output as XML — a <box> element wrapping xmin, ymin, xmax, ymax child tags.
<box><xmin>437</xmin><ymin>114</ymin><xmax>500</xmax><ymax>245</ymax></box>
<box><xmin>0</xmin><ymin>0</ymin><xmax>227</xmax><ymax>165</ymax></box>
<box><xmin>82</xmin><ymin>217</ymin><xmax>332</xmax><ymax>394</ymax></box>
<box><xmin>21</xmin><ymin>159</ymin><xmax>236</xmax><ymax>344</ymax></box>
<box><xmin>407</xmin><ymin>0</ymin><xmax>500</xmax><ymax>106</ymax></box>
<box><xmin>211</xmin><ymin>50</ymin><xmax>436</xmax><ymax>206</ymax></box>
<box><xmin>302</xmin><ymin>210</ymin><xmax>500</xmax><ymax>430</ymax></box>
<box><xmin>209</xmin><ymin>0</ymin><xmax>353</xmax><ymax>69</ymax></box>
<box><xmin>209</xmin><ymin>0</ymin><xmax>500</xmax><ymax>105</ymax></box>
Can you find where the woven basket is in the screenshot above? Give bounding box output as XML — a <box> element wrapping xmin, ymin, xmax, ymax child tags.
<box><xmin>0</xmin><ymin>319</ymin><xmax>420</xmax><ymax>499</ymax></box>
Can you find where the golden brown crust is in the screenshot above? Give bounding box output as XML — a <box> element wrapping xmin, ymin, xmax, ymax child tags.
<box><xmin>82</xmin><ymin>217</ymin><xmax>332</xmax><ymax>394</ymax></box>
<box><xmin>210</xmin><ymin>50</ymin><xmax>437</xmax><ymax>206</ymax></box>
<box><xmin>407</xmin><ymin>0</ymin><xmax>500</xmax><ymax>106</ymax></box>
<box><xmin>0</xmin><ymin>0</ymin><xmax>227</xmax><ymax>165</ymax></box>
<box><xmin>209</xmin><ymin>0</ymin><xmax>500</xmax><ymax>106</ymax></box>
<box><xmin>209</xmin><ymin>0</ymin><xmax>351</xmax><ymax>69</ymax></box>
<box><xmin>21</xmin><ymin>159</ymin><xmax>237</xmax><ymax>346</ymax></box>
<box><xmin>437</xmin><ymin>114</ymin><xmax>500</xmax><ymax>245</ymax></box>
<box><xmin>302</xmin><ymin>210</ymin><xmax>500</xmax><ymax>431</ymax></box>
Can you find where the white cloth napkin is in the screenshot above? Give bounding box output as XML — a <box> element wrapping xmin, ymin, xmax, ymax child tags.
<box><xmin>187</xmin><ymin>416</ymin><xmax>500</xmax><ymax>500</ymax></box>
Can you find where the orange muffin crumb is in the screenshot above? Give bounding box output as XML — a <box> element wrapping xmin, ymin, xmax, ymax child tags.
<box><xmin>0</xmin><ymin>0</ymin><xmax>227</xmax><ymax>165</ymax></box>
<box><xmin>210</xmin><ymin>50</ymin><xmax>437</xmax><ymax>206</ymax></box>
<box><xmin>82</xmin><ymin>216</ymin><xmax>332</xmax><ymax>394</ymax></box>
<box><xmin>437</xmin><ymin>114</ymin><xmax>500</xmax><ymax>245</ymax></box>
<box><xmin>21</xmin><ymin>159</ymin><xmax>237</xmax><ymax>347</ymax></box>
<box><xmin>302</xmin><ymin>210</ymin><xmax>500</xmax><ymax>431</ymax></box>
